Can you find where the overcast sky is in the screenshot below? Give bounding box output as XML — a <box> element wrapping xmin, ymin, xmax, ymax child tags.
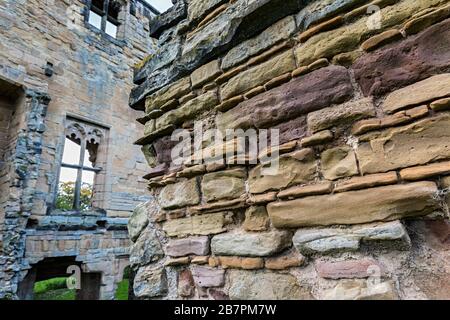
<box><xmin>145</xmin><ymin>0</ymin><xmax>174</xmax><ymax>13</ymax></box>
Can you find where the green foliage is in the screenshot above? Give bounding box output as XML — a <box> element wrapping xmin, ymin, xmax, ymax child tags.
<box><xmin>34</xmin><ymin>277</ymin><xmax>68</xmax><ymax>294</ymax></box>
<box><xmin>55</xmin><ymin>181</ymin><xmax>93</xmax><ymax>211</ymax></box>
<box><xmin>115</xmin><ymin>280</ymin><xmax>129</xmax><ymax>301</ymax></box>
<box><xmin>34</xmin><ymin>278</ymin><xmax>75</xmax><ymax>301</ymax></box>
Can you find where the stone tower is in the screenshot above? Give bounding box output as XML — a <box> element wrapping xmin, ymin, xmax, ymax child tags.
<box><xmin>129</xmin><ymin>0</ymin><xmax>450</xmax><ymax>300</ymax></box>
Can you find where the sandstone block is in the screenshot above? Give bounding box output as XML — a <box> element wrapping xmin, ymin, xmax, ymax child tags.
<box><xmin>357</xmin><ymin>114</ymin><xmax>450</xmax><ymax>174</ymax></box>
<box><xmin>191</xmin><ymin>60</ymin><xmax>222</xmax><ymax>88</ymax></box>
<box><xmin>201</xmin><ymin>168</ymin><xmax>246</xmax><ymax>202</ymax></box>
<box><xmin>159</xmin><ymin>179</ymin><xmax>200</xmax><ymax>210</ymax></box>
<box><xmin>165</xmin><ymin>257</ymin><xmax>191</xmax><ymax>266</ymax></box>
<box><xmin>134</xmin><ymin>266</ymin><xmax>167</xmax><ymax>298</ymax></box>
<box><xmin>145</xmin><ymin>77</ymin><xmax>191</xmax><ymax>114</ymax></box>
<box><xmin>430</xmin><ymin>97</ymin><xmax>450</xmax><ymax>111</ymax></box>
<box><xmin>130</xmin><ymin>228</ymin><xmax>164</xmax><ymax>267</ymax></box>
<box><xmin>128</xmin><ymin>203</ymin><xmax>149</xmax><ymax>242</ymax></box>
<box><xmin>228</xmin><ymin>270</ymin><xmax>312</xmax><ymax>300</ymax></box>
<box><xmin>211</xmin><ymin>230</ymin><xmax>291</xmax><ymax>257</ymax></box>
<box><xmin>403</xmin><ymin>4</ymin><xmax>450</xmax><ymax>36</ymax></box>
<box><xmin>315</xmin><ymin>258</ymin><xmax>384</xmax><ymax>279</ymax></box>
<box><xmin>334</xmin><ymin>172</ymin><xmax>398</xmax><ymax>193</ymax></box>
<box><xmin>278</xmin><ymin>182</ymin><xmax>333</xmax><ymax>200</ymax></box>
<box><xmin>178</xmin><ymin>269</ymin><xmax>195</xmax><ymax>297</ymax></box>
<box><xmin>265</xmin><ymin>250</ymin><xmax>305</xmax><ymax>270</ymax></box>
<box><xmin>323</xmin><ymin>280</ymin><xmax>397</xmax><ymax>300</ymax></box>
<box><xmin>383</xmin><ymin>74</ymin><xmax>450</xmax><ymax>114</ymax></box>
<box><xmin>353</xmin><ymin>19</ymin><xmax>450</xmax><ymax>97</ymax></box>
<box><xmin>188</xmin><ymin>0</ymin><xmax>227</xmax><ymax>22</ymax></box>
<box><xmin>217</xmin><ymin>256</ymin><xmax>264</xmax><ymax>270</ymax></box>
<box><xmin>162</xmin><ymin>212</ymin><xmax>232</xmax><ymax>237</ymax></box>
<box><xmin>300</xmin><ymin>130</ymin><xmax>333</xmax><ymax>147</ymax></box>
<box><xmin>293</xmin><ymin>220</ymin><xmax>410</xmax><ymax>255</ymax></box>
<box><xmin>221</xmin><ymin>15</ymin><xmax>296</xmax><ymax>70</ymax></box>
<box><xmin>399</xmin><ymin>161</ymin><xmax>450</xmax><ymax>181</ymax></box>
<box><xmin>166</xmin><ymin>236</ymin><xmax>210</xmax><ymax>257</ymax></box>
<box><xmin>321</xmin><ymin>146</ymin><xmax>358</xmax><ymax>180</ymax></box>
<box><xmin>243</xmin><ymin>206</ymin><xmax>270</xmax><ymax>231</ymax></box>
<box><xmin>268</xmin><ymin>182</ymin><xmax>439</xmax><ymax>228</ymax></box>
<box><xmin>191</xmin><ymin>266</ymin><xmax>225</xmax><ymax>287</ymax></box>
<box><xmin>307</xmin><ymin>98</ymin><xmax>375</xmax><ymax>133</ymax></box>
<box><xmin>361</xmin><ymin>29</ymin><xmax>403</xmax><ymax>52</ymax></box>
<box><xmin>156</xmin><ymin>90</ymin><xmax>218</xmax><ymax>130</ymax></box>
<box><xmin>249</xmin><ymin>149</ymin><xmax>317</xmax><ymax>194</ymax></box>
<box><xmin>216</xmin><ymin>66</ymin><xmax>353</xmax><ymax>132</ymax></box>
<box><xmin>221</xmin><ymin>51</ymin><xmax>296</xmax><ymax>100</ymax></box>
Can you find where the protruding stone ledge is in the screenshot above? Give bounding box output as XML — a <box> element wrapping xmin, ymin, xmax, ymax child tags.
<box><xmin>268</xmin><ymin>182</ymin><xmax>439</xmax><ymax>228</ymax></box>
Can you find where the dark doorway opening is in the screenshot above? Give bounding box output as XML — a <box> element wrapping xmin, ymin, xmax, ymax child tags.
<box><xmin>18</xmin><ymin>256</ymin><xmax>102</xmax><ymax>300</ymax></box>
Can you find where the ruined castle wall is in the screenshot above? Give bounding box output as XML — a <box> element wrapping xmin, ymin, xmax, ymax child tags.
<box><xmin>131</xmin><ymin>0</ymin><xmax>449</xmax><ymax>300</ymax></box>
<box><xmin>0</xmin><ymin>0</ymin><xmax>153</xmax><ymax>219</ymax></box>
<box><xmin>0</xmin><ymin>0</ymin><xmax>158</xmax><ymax>299</ymax></box>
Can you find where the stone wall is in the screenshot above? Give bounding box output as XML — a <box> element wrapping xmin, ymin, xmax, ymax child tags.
<box><xmin>130</xmin><ymin>0</ymin><xmax>450</xmax><ymax>300</ymax></box>
<box><xmin>0</xmin><ymin>0</ymin><xmax>157</xmax><ymax>299</ymax></box>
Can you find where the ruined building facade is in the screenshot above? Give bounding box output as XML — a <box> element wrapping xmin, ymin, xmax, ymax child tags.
<box><xmin>0</xmin><ymin>0</ymin><xmax>159</xmax><ymax>299</ymax></box>
<box><xmin>129</xmin><ymin>0</ymin><xmax>450</xmax><ymax>299</ymax></box>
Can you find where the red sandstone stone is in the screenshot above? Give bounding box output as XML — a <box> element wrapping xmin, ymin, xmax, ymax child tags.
<box><xmin>315</xmin><ymin>258</ymin><xmax>384</xmax><ymax>279</ymax></box>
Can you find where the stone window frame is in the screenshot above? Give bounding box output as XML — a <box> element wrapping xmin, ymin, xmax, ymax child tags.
<box><xmin>84</xmin><ymin>0</ymin><xmax>128</xmax><ymax>44</ymax></box>
<box><xmin>54</xmin><ymin>116</ymin><xmax>110</xmax><ymax>213</ymax></box>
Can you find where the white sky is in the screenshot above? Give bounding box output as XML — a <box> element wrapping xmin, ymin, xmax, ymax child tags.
<box><xmin>60</xmin><ymin>139</ymin><xmax>95</xmax><ymax>185</ymax></box>
<box><xmin>144</xmin><ymin>0</ymin><xmax>174</xmax><ymax>13</ymax></box>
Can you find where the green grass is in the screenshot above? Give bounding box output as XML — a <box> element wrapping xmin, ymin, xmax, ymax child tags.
<box><xmin>114</xmin><ymin>280</ymin><xmax>129</xmax><ymax>300</ymax></box>
<box><xmin>33</xmin><ymin>277</ymin><xmax>129</xmax><ymax>300</ymax></box>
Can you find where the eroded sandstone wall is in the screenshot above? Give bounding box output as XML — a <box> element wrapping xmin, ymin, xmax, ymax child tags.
<box><xmin>129</xmin><ymin>0</ymin><xmax>450</xmax><ymax>300</ymax></box>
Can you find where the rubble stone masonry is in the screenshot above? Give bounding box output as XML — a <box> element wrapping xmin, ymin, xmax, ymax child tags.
<box><xmin>130</xmin><ymin>0</ymin><xmax>450</xmax><ymax>300</ymax></box>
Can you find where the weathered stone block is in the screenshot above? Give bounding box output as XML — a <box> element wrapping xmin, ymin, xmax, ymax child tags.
<box><xmin>159</xmin><ymin>179</ymin><xmax>200</xmax><ymax>210</ymax></box>
<box><xmin>353</xmin><ymin>19</ymin><xmax>450</xmax><ymax>97</ymax></box>
<box><xmin>357</xmin><ymin>114</ymin><xmax>450</xmax><ymax>174</ymax></box>
<box><xmin>383</xmin><ymin>74</ymin><xmax>450</xmax><ymax>114</ymax></box>
<box><xmin>399</xmin><ymin>161</ymin><xmax>450</xmax><ymax>181</ymax></box>
<box><xmin>307</xmin><ymin>98</ymin><xmax>375</xmax><ymax>133</ymax></box>
<box><xmin>216</xmin><ymin>66</ymin><xmax>353</xmax><ymax>132</ymax></box>
<box><xmin>188</xmin><ymin>0</ymin><xmax>228</xmax><ymax>22</ymax></box>
<box><xmin>221</xmin><ymin>51</ymin><xmax>296</xmax><ymax>100</ymax></box>
<box><xmin>128</xmin><ymin>203</ymin><xmax>149</xmax><ymax>242</ymax></box>
<box><xmin>156</xmin><ymin>90</ymin><xmax>218</xmax><ymax>130</ymax></box>
<box><xmin>265</xmin><ymin>250</ymin><xmax>305</xmax><ymax>270</ymax></box>
<box><xmin>191</xmin><ymin>60</ymin><xmax>222</xmax><ymax>88</ymax></box>
<box><xmin>243</xmin><ymin>206</ymin><xmax>270</xmax><ymax>231</ymax></box>
<box><xmin>334</xmin><ymin>172</ymin><xmax>398</xmax><ymax>193</ymax></box>
<box><xmin>145</xmin><ymin>77</ymin><xmax>191</xmax><ymax>114</ymax></box>
<box><xmin>323</xmin><ymin>280</ymin><xmax>397</xmax><ymax>300</ymax></box>
<box><xmin>130</xmin><ymin>228</ymin><xmax>163</xmax><ymax>267</ymax></box>
<box><xmin>201</xmin><ymin>168</ymin><xmax>246</xmax><ymax>202</ymax></box>
<box><xmin>321</xmin><ymin>146</ymin><xmax>359</xmax><ymax>180</ymax></box>
<box><xmin>293</xmin><ymin>220</ymin><xmax>410</xmax><ymax>255</ymax></box>
<box><xmin>166</xmin><ymin>236</ymin><xmax>210</xmax><ymax>257</ymax></box>
<box><xmin>228</xmin><ymin>270</ymin><xmax>312</xmax><ymax>300</ymax></box>
<box><xmin>315</xmin><ymin>258</ymin><xmax>384</xmax><ymax>279</ymax></box>
<box><xmin>211</xmin><ymin>230</ymin><xmax>291</xmax><ymax>257</ymax></box>
<box><xmin>249</xmin><ymin>149</ymin><xmax>317</xmax><ymax>194</ymax></box>
<box><xmin>191</xmin><ymin>266</ymin><xmax>225</xmax><ymax>287</ymax></box>
<box><xmin>178</xmin><ymin>269</ymin><xmax>195</xmax><ymax>297</ymax></box>
<box><xmin>133</xmin><ymin>266</ymin><xmax>167</xmax><ymax>298</ymax></box>
<box><xmin>221</xmin><ymin>15</ymin><xmax>296</xmax><ymax>70</ymax></box>
<box><xmin>162</xmin><ymin>211</ymin><xmax>232</xmax><ymax>237</ymax></box>
<box><xmin>268</xmin><ymin>182</ymin><xmax>439</xmax><ymax>228</ymax></box>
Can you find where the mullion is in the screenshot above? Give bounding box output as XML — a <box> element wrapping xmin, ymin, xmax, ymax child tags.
<box><xmin>73</xmin><ymin>140</ymin><xmax>86</xmax><ymax>211</ymax></box>
<box><xmin>101</xmin><ymin>0</ymin><xmax>110</xmax><ymax>32</ymax></box>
